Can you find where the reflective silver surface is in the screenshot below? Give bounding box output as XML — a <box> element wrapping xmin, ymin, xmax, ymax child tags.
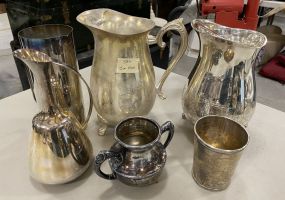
<box><xmin>182</xmin><ymin>20</ymin><xmax>267</xmax><ymax>126</ymax></box>
<box><xmin>77</xmin><ymin>9</ymin><xmax>188</xmax><ymax>135</ymax></box>
<box><xmin>94</xmin><ymin>117</ymin><xmax>174</xmax><ymax>186</ymax></box>
<box><xmin>13</xmin><ymin>49</ymin><xmax>93</xmax><ymax>184</ymax></box>
<box><xmin>18</xmin><ymin>24</ymin><xmax>85</xmax><ymax>125</ymax></box>
<box><xmin>192</xmin><ymin>115</ymin><xmax>249</xmax><ymax>191</ymax></box>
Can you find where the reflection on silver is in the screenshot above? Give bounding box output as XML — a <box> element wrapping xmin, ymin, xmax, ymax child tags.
<box><xmin>13</xmin><ymin>49</ymin><xmax>93</xmax><ymax>184</ymax></box>
<box><xmin>77</xmin><ymin>9</ymin><xmax>188</xmax><ymax>135</ymax></box>
<box><xmin>18</xmin><ymin>24</ymin><xmax>85</xmax><ymax>125</ymax></box>
<box><xmin>182</xmin><ymin>19</ymin><xmax>267</xmax><ymax>126</ymax></box>
<box><xmin>94</xmin><ymin>117</ymin><xmax>174</xmax><ymax>186</ymax></box>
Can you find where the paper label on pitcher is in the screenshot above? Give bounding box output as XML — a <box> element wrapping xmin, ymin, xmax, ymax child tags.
<box><xmin>116</xmin><ymin>58</ymin><xmax>139</xmax><ymax>73</ymax></box>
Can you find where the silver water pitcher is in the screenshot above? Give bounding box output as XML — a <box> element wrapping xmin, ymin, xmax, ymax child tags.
<box><xmin>77</xmin><ymin>9</ymin><xmax>188</xmax><ymax>135</ymax></box>
<box><xmin>182</xmin><ymin>19</ymin><xmax>267</xmax><ymax>126</ymax></box>
<box><xmin>13</xmin><ymin>49</ymin><xmax>93</xmax><ymax>184</ymax></box>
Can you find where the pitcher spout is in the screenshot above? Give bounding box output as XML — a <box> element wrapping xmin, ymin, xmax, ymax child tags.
<box><xmin>192</xmin><ymin>19</ymin><xmax>267</xmax><ymax>49</ymax></box>
<box><xmin>76</xmin><ymin>8</ymin><xmax>155</xmax><ymax>36</ymax></box>
<box><xmin>13</xmin><ymin>48</ymin><xmax>52</xmax><ymax>67</ymax></box>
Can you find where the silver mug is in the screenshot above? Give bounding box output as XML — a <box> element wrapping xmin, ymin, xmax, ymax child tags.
<box><xmin>192</xmin><ymin>115</ymin><xmax>249</xmax><ymax>191</ymax></box>
<box><xmin>94</xmin><ymin>117</ymin><xmax>174</xmax><ymax>186</ymax></box>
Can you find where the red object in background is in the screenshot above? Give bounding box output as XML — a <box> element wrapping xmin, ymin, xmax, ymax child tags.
<box><xmin>201</xmin><ymin>0</ymin><xmax>260</xmax><ymax>30</ymax></box>
<box><xmin>259</xmin><ymin>54</ymin><xmax>285</xmax><ymax>83</ymax></box>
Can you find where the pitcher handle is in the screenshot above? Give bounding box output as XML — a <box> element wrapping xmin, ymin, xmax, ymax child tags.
<box><xmin>155</xmin><ymin>18</ymin><xmax>188</xmax><ymax>99</ymax></box>
<box><xmin>160</xmin><ymin>121</ymin><xmax>175</xmax><ymax>148</ymax></box>
<box><xmin>94</xmin><ymin>150</ymin><xmax>122</xmax><ymax>180</ymax></box>
<box><xmin>52</xmin><ymin>61</ymin><xmax>93</xmax><ymax>129</ymax></box>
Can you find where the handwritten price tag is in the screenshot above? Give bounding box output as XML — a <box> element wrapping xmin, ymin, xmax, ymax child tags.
<box><xmin>116</xmin><ymin>58</ymin><xmax>139</xmax><ymax>73</ymax></box>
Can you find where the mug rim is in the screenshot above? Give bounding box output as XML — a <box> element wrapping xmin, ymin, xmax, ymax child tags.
<box><xmin>114</xmin><ymin>116</ymin><xmax>161</xmax><ymax>150</ymax></box>
<box><xmin>194</xmin><ymin>115</ymin><xmax>249</xmax><ymax>154</ymax></box>
<box><xmin>18</xmin><ymin>24</ymin><xmax>73</xmax><ymax>40</ymax></box>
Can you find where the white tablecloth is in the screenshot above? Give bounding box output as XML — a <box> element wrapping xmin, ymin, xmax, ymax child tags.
<box><xmin>0</xmin><ymin>67</ymin><xmax>285</xmax><ymax>200</ymax></box>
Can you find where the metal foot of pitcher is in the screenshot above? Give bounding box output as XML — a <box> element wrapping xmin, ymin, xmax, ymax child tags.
<box><xmin>97</xmin><ymin>114</ymin><xmax>108</xmax><ymax>136</ymax></box>
<box><xmin>98</xmin><ymin>124</ymin><xmax>108</xmax><ymax>136</ymax></box>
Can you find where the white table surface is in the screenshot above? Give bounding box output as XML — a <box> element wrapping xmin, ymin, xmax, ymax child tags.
<box><xmin>1</xmin><ymin>67</ymin><xmax>285</xmax><ymax>200</ymax></box>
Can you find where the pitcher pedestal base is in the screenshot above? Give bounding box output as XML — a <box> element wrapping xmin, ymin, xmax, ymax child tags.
<box><xmin>98</xmin><ymin>124</ymin><xmax>108</xmax><ymax>136</ymax></box>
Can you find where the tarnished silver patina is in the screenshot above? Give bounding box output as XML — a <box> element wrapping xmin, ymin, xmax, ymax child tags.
<box><xmin>18</xmin><ymin>25</ymin><xmax>85</xmax><ymax>125</ymax></box>
<box><xmin>182</xmin><ymin>19</ymin><xmax>267</xmax><ymax>126</ymax></box>
<box><xmin>94</xmin><ymin>117</ymin><xmax>174</xmax><ymax>186</ymax></box>
<box><xmin>192</xmin><ymin>115</ymin><xmax>249</xmax><ymax>191</ymax></box>
<box><xmin>77</xmin><ymin>9</ymin><xmax>187</xmax><ymax>135</ymax></box>
<box><xmin>13</xmin><ymin>49</ymin><xmax>93</xmax><ymax>184</ymax></box>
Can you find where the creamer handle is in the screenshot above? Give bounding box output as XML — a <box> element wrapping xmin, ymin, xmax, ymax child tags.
<box><xmin>160</xmin><ymin>121</ymin><xmax>175</xmax><ymax>148</ymax></box>
<box><xmin>94</xmin><ymin>150</ymin><xmax>122</xmax><ymax>180</ymax></box>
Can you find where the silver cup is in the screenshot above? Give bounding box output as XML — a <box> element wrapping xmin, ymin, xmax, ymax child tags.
<box><xmin>192</xmin><ymin>115</ymin><xmax>249</xmax><ymax>191</ymax></box>
<box><xmin>18</xmin><ymin>24</ymin><xmax>85</xmax><ymax>125</ymax></box>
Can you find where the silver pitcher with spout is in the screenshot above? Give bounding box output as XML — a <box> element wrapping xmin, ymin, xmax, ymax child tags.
<box><xmin>182</xmin><ymin>19</ymin><xmax>267</xmax><ymax>126</ymax></box>
<box><xmin>77</xmin><ymin>9</ymin><xmax>188</xmax><ymax>135</ymax></box>
<box><xmin>13</xmin><ymin>49</ymin><xmax>93</xmax><ymax>184</ymax></box>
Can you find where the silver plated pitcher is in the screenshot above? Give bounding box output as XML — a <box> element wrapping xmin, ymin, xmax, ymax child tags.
<box><xmin>77</xmin><ymin>9</ymin><xmax>188</xmax><ymax>135</ymax></box>
<box><xmin>182</xmin><ymin>19</ymin><xmax>267</xmax><ymax>126</ymax></box>
<box><xmin>18</xmin><ymin>24</ymin><xmax>85</xmax><ymax>125</ymax></box>
<box><xmin>94</xmin><ymin>117</ymin><xmax>174</xmax><ymax>186</ymax></box>
<box><xmin>13</xmin><ymin>49</ymin><xmax>93</xmax><ymax>184</ymax></box>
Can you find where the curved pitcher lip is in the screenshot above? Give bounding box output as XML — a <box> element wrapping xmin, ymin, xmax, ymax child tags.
<box><xmin>13</xmin><ymin>48</ymin><xmax>52</xmax><ymax>63</ymax></box>
<box><xmin>191</xmin><ymin>19</ymin><xmax>267</xmax><ymax>49</ymax></box>
<box><xmin>76</xmin><ymin>8</ymin><xmax>155</xmax><ymax>36</ymax></box>
<box><xmin>18</xmin><ymin>24</ymin><xmax>73</xmax><ymax>40</ymax></box>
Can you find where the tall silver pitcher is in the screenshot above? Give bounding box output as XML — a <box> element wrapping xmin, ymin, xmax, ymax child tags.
<box><xmin>13</xmin><ymin>49</ymin><xmax>93</xmax><ymax>184</ymax></box>
<box><xmin>182</xmin><ymin>19</ymin><xmax>267</xmax><ymax>126</ymax></box>
<box><xmin>77</xmin><ymin>9</ymin><xmax>188</xmax><ymax>135</ymax></box>
<box><xmin>18</xmin><ymin>24</ymin><xmax>85</xmax><ymax>125</ymax></box>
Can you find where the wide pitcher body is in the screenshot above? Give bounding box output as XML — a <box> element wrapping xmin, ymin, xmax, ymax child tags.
<box><xmin>77</xmin><ymin>9</ymin><xmax>188</xmax><ymax>134</ymax></box>
<box><xmin>182</xmin><ymin>20</ymin><xmax>267</xmax><ymax>126</ymax></box>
